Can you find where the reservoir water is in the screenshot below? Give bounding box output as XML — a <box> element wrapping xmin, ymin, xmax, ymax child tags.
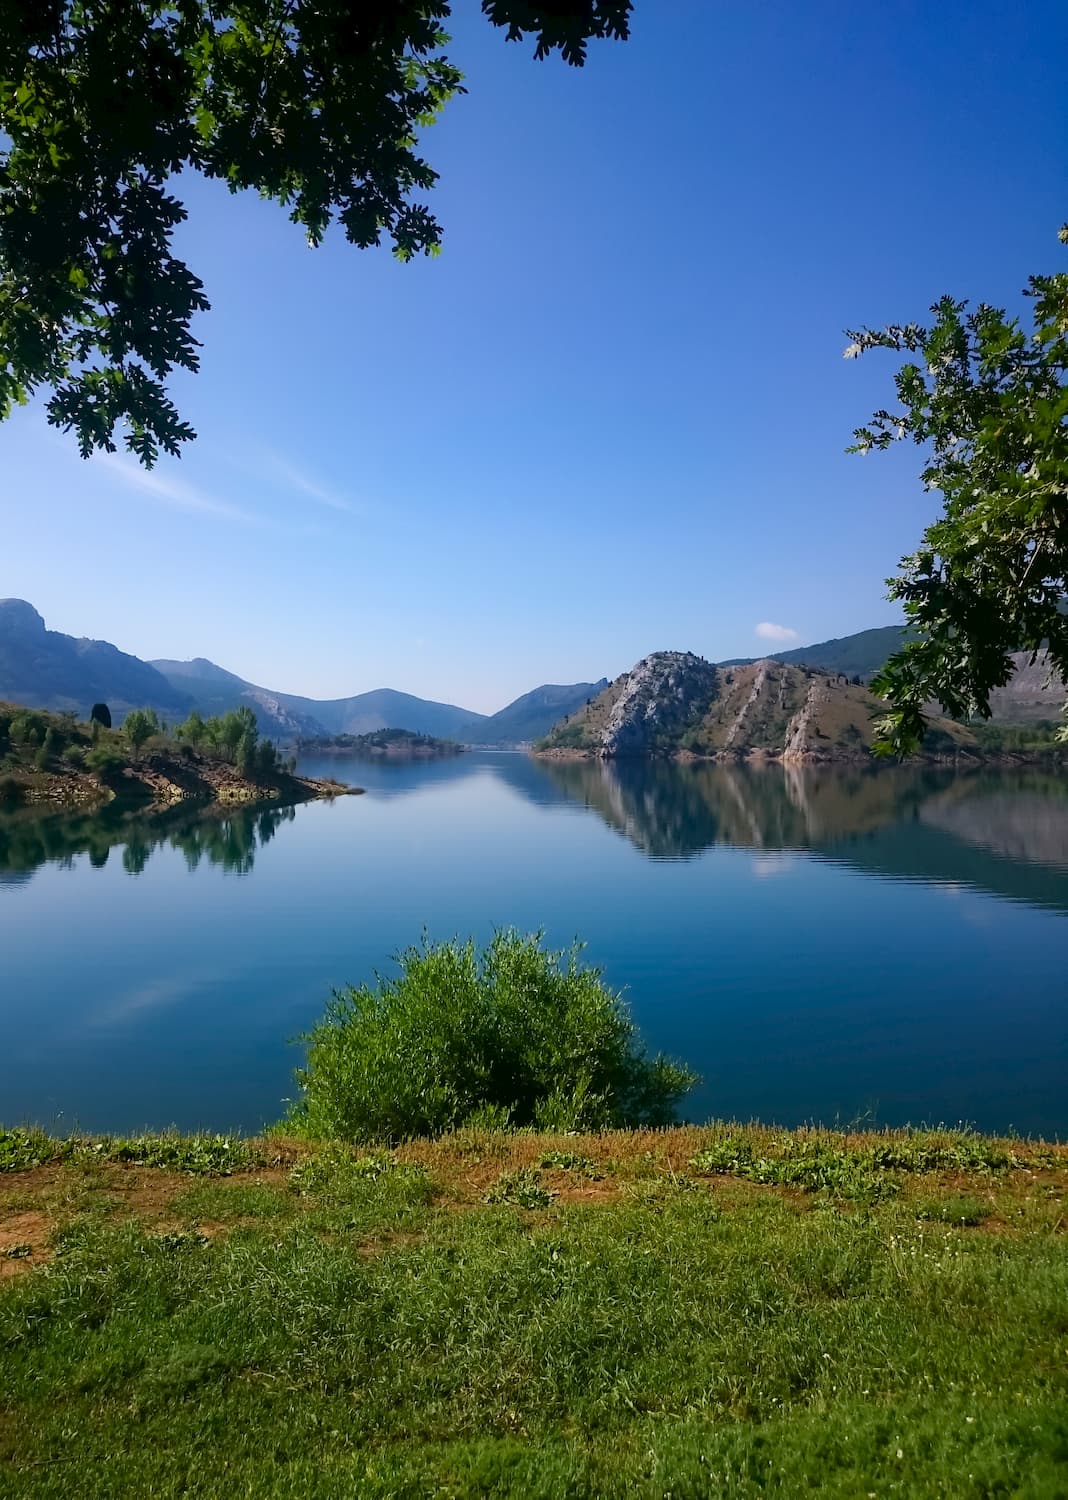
<box><xmin>1</xmin><ymin>754</ymin><xmax>1066</xmax><ymax>1138</ymax></box>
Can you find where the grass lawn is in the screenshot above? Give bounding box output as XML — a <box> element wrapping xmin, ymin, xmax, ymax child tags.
<box><xmin>1</xmin><ymin>1123</ymin><xmax>1066</xmax><ymax>1498</ymax></box>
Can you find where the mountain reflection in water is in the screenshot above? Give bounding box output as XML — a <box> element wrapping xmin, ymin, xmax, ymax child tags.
<box><xmin>4</xmin><ymin>758</ymin><xmax>1065</xmax><ymax>919</ymax></box>
<box><xmin>2</xmin><ymin>753</ymin><xmax>1065</xmax><ymax>1138</ymax></box>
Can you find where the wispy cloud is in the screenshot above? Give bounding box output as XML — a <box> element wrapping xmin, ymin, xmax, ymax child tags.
<box><xmin>268</xmin><ymin>455</ymin><xmax>358</xmax><ymax>514</ymax></box>
<box><xmin>755</xmin><ymin>621</ymin><xmax>799</xmax><ymax>643</ymax></box>
<box><xmin>94</xmin><ymin>452</ymin><xmax>264</xmax><ymax>526</ymax></box>
<box><xmin>85</xmin><ymin>975</ymin><xmax>199</xmax><ymax>1030</ymax></box>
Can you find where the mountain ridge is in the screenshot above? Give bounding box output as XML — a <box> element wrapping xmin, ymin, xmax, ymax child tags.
<box><xmin>0</xmin><ymin>602</ymin><xmax>603</xmax><ymax>746</ymax></box>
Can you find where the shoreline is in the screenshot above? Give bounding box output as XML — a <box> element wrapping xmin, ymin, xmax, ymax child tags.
<box><xmin>531</xmin><ymin>745</ymin><xmax>1063</xmax><ymax>768</ymax></box>
<box><xmin>6</xmin><ymin>757</ymin><xmax>363</xmax><ymax>815</ymax></box>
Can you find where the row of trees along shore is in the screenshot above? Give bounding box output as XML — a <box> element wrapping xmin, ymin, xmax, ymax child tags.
<box><xmin>1</xmin><ymin>702</ymin><xmax>294</xmax><ymax>785</ymax></box>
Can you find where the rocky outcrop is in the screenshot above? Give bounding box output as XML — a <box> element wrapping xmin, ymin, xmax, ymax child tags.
<box><xmin>538</xmin><ymin>650</ymin><xmax>979</xmax><ymax>762</ymax></box>
<box><xmin>600</xmin><ymin>652</ymin><xmax>718</xmax><ymax>758</ymax></box>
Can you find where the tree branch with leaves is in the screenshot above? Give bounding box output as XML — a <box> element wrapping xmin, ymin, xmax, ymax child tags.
<box><xmin>0</xmin><ymin>1</ymin><xmax>632</xmax><ymax>465</ymax></box>
<box><xmin>846</xmin><ymin>227</ymin><xmax>1068</xmax><ymax>756</ymax></box>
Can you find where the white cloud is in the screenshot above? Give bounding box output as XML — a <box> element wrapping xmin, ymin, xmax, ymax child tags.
<box><xmin>268</xmin><ymin>455</ymin><xmax>358</xmax><ymax>514</ymax></box>
<box><xmin>94</xmin><ymin>452</ymin><xmax>264</xmax><ymax>526</ymax></box>
<box><xmin>755</xmin><ymin>621</ymin><xmax>799</xmax><ymax>643</ymax></box>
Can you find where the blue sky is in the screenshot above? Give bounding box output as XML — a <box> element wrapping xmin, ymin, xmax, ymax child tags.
<box><xmin>3</xmin><ymin>0</ymin><xmax>1066</xmax><ymax>712</ymax></box>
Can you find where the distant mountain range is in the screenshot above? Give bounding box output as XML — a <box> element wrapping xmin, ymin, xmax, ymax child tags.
<box><xmin>2</xmin><ymin>599</ymin><xmax>1061</xmax><ymax>747</ymax></box>
<box><xmin>0</xmin><ymin>600</ymin><xmax>603</xmax><ymax>747</ymax></box>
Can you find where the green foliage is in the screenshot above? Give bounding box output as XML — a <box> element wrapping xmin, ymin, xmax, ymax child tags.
<box><xmin>9</xmin><ymin>709</ymin><xmax>46</xmax><ymax>746</ymax></box>
<box><xmin>34</xmin><ymin>725</ymin><xmax>60</xmax><ymax>769</ymax></box>
<box><xmin>0</xmin><ymin>2</ymin><xmax>630</xmax><ymax>464</ymax></box>
<box><xmin>176</xmin><ymin>709</ymin><xmax>206</xmax><ymax>747</ymax></box>
<box><xmin>290</xmin><ymin>931</ymin><xmax>697</xmax><ymax>1143</ymax></box>
<box><xmin>122</xmin><ymin>707</ymin><xmax>159</xmax><ymax>756</ymax></box>
<box><xmin>0</xmin><ymin>1127</ymin><xmax>253</xmax><ymax>1174</ymax></box>
<box><xmin>484</xmin><ymin>1167</ymin><xmax>556</xmax><ymax>1208</ymax></box>
<box><xmin>543</xmin><ymin>721</ymin><xmax>589</xmax><ymax>749</ymax></box>
<box><xmin>689</xmin><ymin>1128</ymin><xmax>1025</xmax><ymax>1204</ymax></box>
<box><xmin>539</xmin><ymin>1149</ymin><xmax>602</xmax><ymax>1177</ymax></box>
<box><xmin>915</xmin><ymin>1193</ymin><xmax>989</xmax><ymax>1227</ymax></box>
<box><xmin>969</xmin><ymin>719</ymin><xmax>1065</xmax><ymax>755</ymax></box>
<box><xmin>847</xmin><ymin>228</ymin><xmax>1068</xmax><ymax>755</ymax></box>
<box><xmin>85</xmin><ymin>743</ymin><xmax>125</xmax><ymax>776</ymax></box>
<box><xmin>235</xmin><ymin>730</ymin><xmax>255</xmax><ymax>777</ymax></box>
<box><xmin>0</xmin><ymin>772</ymin><xmax>24</xmax><ymax>807</ymax></box>
<box><xmin>63</xmin><ymin>743</ymin><xmax>86</xmax><ymax>768</ymax></box>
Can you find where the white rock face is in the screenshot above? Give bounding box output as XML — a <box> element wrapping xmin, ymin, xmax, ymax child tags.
<box><xmin>600</xmin><ymin>651</ymin><xmax>718</xmax><ymax>758</ymax></box>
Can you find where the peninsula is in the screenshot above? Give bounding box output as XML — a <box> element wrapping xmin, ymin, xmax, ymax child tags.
<box><xmin>0</xmin><ymin>701</ymin><xmax>357</xmax><ymax>813</ymax></box>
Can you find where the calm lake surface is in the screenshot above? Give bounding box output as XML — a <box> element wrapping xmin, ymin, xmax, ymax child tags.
<box><xmin>2</xmin><ymin>754</ymin><xmax>1066</xmax><ymax>1138</ymax></box>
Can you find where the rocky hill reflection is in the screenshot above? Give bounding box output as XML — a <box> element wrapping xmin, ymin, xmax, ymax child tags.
<box><xmin>534</xmin><ymin>759</ymin><xmax>956</xmax><ymax>857</ymax></box>
<box><xmin>532</xmin><ymin>759</ymin><xmax>1068</xmax><ymax>911</ymax></box>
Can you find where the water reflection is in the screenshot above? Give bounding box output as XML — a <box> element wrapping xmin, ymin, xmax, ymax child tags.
<box><xmin>0</xmin><ymin>800</ymin><xmax>297</xmax><ymax>883</ymax></box>
<box><xmin>3</xmin><ymin>760</ymin><xmax>1068</xmax><ymax>916</ymax></box>
<box><xmin>532</xmin><ymin>759</ymin><xmax>1068</xmax><ymax>911</ymax></box>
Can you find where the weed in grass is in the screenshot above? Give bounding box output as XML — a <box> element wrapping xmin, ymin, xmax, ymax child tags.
<box><xmin>485</xmin><ymin>1168</ymin><xmax>556</xmax><ymax>1209</ymax></box>
<box><xmin>0</xmin><ymin>1127</ymin><xmax>70</xmax><ymax>1172</ymax></box>
<box><xmin>0</xmin><ymin>1128</ymin><xmax>255</xmax><ymax>1176</ymax></box>
<box><xmin>687</xmin><ymin>1128</ymin><xmax>1052</xmax><ymax>1203</ymax></box>
<box><xmin>538</xmin><ymin>1150</ymin><xmax>603</xmax><ymax>1177</ymax></box>
<box><xmin>173</xmin><ymin>1181</ymin><xmax>295</xmax><ymax>1226</ymax></box>
<box><xmin>914</xmin><ymin>1193</ymin><xmax>989</xmax><ymax>1227</ymax></box>
<box><xmin>288</xmin><ymin>1145</ymin><xmax>434</xmax><ymax>1234</ymax></box>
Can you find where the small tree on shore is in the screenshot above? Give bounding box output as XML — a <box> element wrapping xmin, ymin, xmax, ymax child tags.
<box><xmin>176</xmin><ymin>710</ymin><xmax>207</xmax><ymax>749</ymax></box>
<box><xmin>123</xmin><ymin>708</ymin><xmax>158</xmax><ymax>759</ymax></box>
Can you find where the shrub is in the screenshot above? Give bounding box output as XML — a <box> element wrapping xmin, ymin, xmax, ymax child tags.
<box><xmin>0</xmin><ymin>774</ymin><xmax>25</xmax><ymax>808</ymax></box>
<box><xmin>35</xmin><ymin>726</ymin><xmax>61</xmax><ymax>769</ymax></box>
<box><xmin>290</xmin><ymin>931</ymin><xmax>697</xmax><ymax>1143</ymax></box>
<box><xmin>64</xmin><ymin>744</ymin><xmax>87</xmax><ymax>768</ymax></box>
<box><xmin>86</xmin><ymin>745</ymin><xmax>126</xmax><ymax>777</ymax></box>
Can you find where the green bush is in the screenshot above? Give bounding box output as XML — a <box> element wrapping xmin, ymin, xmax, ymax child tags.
<box><xmin>0</xmin><ymin>774</ymin><xmax>25</xmax><ymax>808</ymax></box>
<box><xmin>290</xmin><ymin>931</ymin><xmax>697</xmax><ymax>1143</ymax></box>
<box><xmin>86</xmin><ymin>744</ymin><xmax>126</xmax><ymax>776</ymax></box>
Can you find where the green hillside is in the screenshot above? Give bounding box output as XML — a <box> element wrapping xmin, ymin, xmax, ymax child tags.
<box><xmin>720</xmin><ymin>624</ymin><xmax>910</xmax><ymax>680</ymax></box>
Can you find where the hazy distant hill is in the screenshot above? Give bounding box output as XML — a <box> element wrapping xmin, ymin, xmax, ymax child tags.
<box><xmin>0</xmin><ymin>600</ymin><xmax>191</xmax><ymax>722</ymax></box>
<box><xmin>153</xmin><ymin>659</ymin><xmax>486</xmax><ymax>741</ymax></box>
<box><xmin>720</xmin><ymin>625</ymin><xmax>909</xmax><ymax>680</ymax></box>
<box><xmin>459</xmin><ymin>680</ymin><xmax>610</xmax><ymax>746</ymax></box>
<box><xmin>149</xmin><ymin>658</ymin><xmax>327</xmax><ymax>738</ymax></box>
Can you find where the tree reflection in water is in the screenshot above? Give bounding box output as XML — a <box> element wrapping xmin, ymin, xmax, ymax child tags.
<box><xmin>0</xmin><ymin>801</ymin><xmax>297</xmax><ymax>881</ymax></box>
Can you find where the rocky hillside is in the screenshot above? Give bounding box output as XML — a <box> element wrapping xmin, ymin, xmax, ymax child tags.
<box><xmin>538</xmin><ymin>652</ymin><xmax>977</xmax><ymax>762</ymax></box>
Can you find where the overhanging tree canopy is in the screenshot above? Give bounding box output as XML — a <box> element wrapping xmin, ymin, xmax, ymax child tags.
<box><xmin>846</xmin><ymin>228</ymin><xmax>1068</xmax><ymax>756</ymax></box>
<box><xmin>0</xmin><ymin>1</ymin><xmax>632</xmax><ymax>464</ymax></box>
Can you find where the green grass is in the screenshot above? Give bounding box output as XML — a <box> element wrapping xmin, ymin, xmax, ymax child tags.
<box><xmin>1</xmin><ymin>1124</ymin><xmax>1066</xmax><ymax>1497</ymax></box>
